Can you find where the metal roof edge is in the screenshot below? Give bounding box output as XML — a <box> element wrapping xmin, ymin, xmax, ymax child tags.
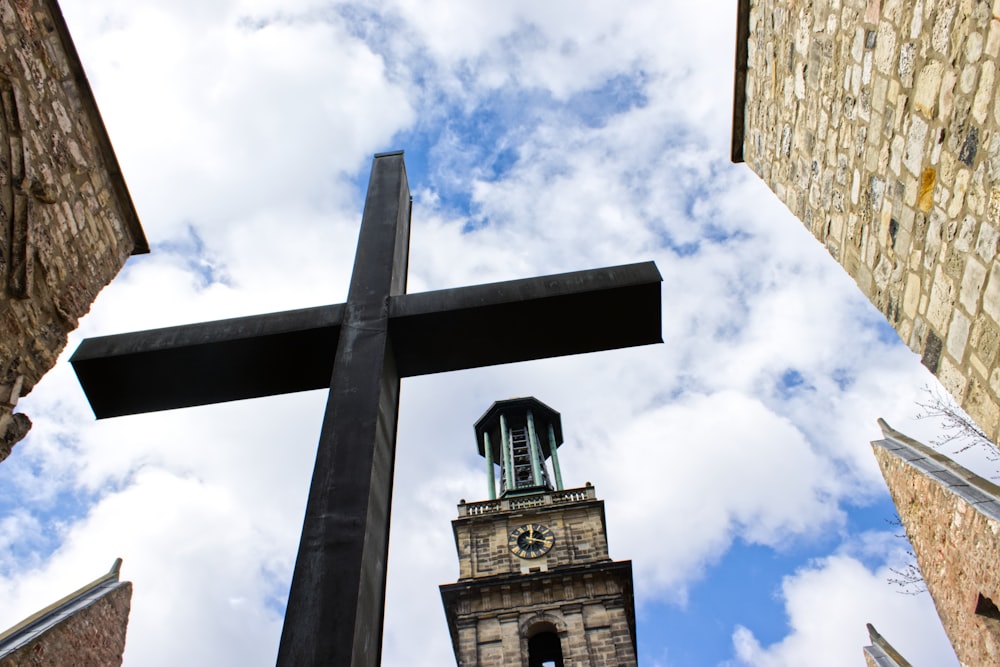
<box><xmin>862</xmin><ymin>623</ymin><xmax>913</xmax><ymax>667</ymax></box>
<box><xmin>874</xmin><ymin>419</ymin><xmax>1000</xmax><ymax>521</ymax></box>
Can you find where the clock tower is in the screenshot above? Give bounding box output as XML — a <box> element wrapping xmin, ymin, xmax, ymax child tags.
<box><xmin>439</xmin><ymin>397</ymin><xmax>638</xmax><ymax>666</ymax></box>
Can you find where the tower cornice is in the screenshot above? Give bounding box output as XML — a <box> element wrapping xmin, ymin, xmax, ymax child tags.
<box><xmin>457</xmin><ymin>484</ymin><xmax>597</xmax><ymax>519</ymax></box>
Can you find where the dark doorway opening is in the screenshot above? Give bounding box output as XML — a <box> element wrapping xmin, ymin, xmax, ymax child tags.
<box><xmin>528</xmin><ymin>631</ymin><xmax>564</xmax><ymax>667</ymax></box>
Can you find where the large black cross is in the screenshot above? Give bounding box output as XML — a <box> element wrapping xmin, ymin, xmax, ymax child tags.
<box><xmin>70</xmin><ymin>151</ymin><xmax>661</xmax><ymax>666</ymax></box>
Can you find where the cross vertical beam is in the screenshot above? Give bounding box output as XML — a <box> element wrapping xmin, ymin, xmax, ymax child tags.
<box><xmin>276</xmin><ymin>152</ymin><xmax>409</xmax><ymax>666</ymax></box>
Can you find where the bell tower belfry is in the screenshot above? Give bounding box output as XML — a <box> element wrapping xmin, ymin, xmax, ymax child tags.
<box><xmin>439</xmin><ymin>397</ymin><xmax>638</xmax><ymax>667</ymax></box>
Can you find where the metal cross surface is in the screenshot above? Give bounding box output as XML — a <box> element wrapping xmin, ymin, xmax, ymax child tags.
<box><xmin>70</xmin><ymin>151</ymin><xmax>662</xmax><ymax>666</ymax></box>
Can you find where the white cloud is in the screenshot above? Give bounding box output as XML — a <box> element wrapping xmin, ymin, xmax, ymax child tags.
<box><xmin>63</xmin><ymin>0</ymin><xmax>414</xmax><ymax>246</ymax></box>
<box><xmin>591</xmin><ymin>391</ymin><xmax>844</xmax><ymax>600</ymax></box>
<box><xmin>732</xmin><ymin>551</ymin><xmax>958</xmax><ymax>667</ymax></box>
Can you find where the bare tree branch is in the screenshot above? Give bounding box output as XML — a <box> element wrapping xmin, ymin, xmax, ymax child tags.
<box><xmin>915</xmin><ymin>385</ymin><xmax>998</xmax><ymax>460</ymax></box>
<box><xmin>886</xmin><ymin>560</ymin><xmax>927</xmax><ymax>595</ymax></box>
<box><xmin>884</xmin><ymin>516</ymin><xmax>927</xmax><ymax>595</ymax></box>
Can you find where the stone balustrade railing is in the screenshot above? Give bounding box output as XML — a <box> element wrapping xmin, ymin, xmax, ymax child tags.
<box><xmin>457</xmin><ymin>484</ymin><xmax>596</xmax><ymax>517</ymax></box>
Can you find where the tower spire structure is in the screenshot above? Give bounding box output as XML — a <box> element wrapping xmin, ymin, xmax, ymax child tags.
<box><xmin>475</xmin><ymin>397</ymin><xmax>565</xmax><ymax>499</ymax></box>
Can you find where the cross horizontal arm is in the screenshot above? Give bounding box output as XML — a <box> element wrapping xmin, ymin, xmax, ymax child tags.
<box><xmin>390</xmin><ymin>261</ymin><xmax>662</xmax><ymax>376</ymax></box>
<box><xmin>71</xmin><ymin>304</ymin><xmax>345</xmax><ymax>418</ymax></box>
<box><xmin>70</xmin><ymin>262</ymin><xmax>661</xmax><ymax>419</ymax></box>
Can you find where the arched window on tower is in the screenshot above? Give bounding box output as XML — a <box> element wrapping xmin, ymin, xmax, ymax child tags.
<box><xmin>527</xmin><ymin>622</ymin><xmax>564</xmax><ymax>667</ymax></box>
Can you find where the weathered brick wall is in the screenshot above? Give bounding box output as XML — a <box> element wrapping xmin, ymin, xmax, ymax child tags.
<box><xmin>738</xmin><ymin>0</ymin><xmax>1000</xmax><ymax>442</ymax></box>
<box><xmin>0</xmin><ymin>0</ymin><xmax>146</xmax><ymax>459</ymax></box>
<box><xmin>0</xmin><ymin>582</ymin><xmax>132</xmax><ymax>667</ymax></box>
<box><xmin>873</xmin><ymin>423</ymin><xmax>1000</xmax><ymax>666</ymax></box>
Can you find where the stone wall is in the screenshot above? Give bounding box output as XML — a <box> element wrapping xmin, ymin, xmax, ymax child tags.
<box><xmin>872</xmin><ymin>421</ymin><xmax>1000</xmax><ymax>666</ymax></box>
<box><xmin>735</xmin><ymin>0</ymin><xmax>1000</xmax><ymax>443</ymax></box>
<box><xmin>0</xmin><ymin>0</ymin><xmax>147</xmax><ymax>459</ymax></box>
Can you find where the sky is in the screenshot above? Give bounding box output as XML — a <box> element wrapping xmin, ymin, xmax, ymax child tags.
<box><xmin>0</xmin><ymin>0</ymin><xmax>991</xmax><ymax>665</ymax></box>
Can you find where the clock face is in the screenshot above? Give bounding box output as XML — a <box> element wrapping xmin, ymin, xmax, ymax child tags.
<box><xmin>509</xmin><ymin>523</ymin><xmax>555</xmax><ymax>559</ymax></box>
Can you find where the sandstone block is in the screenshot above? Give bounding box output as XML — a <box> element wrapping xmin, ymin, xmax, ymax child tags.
<box><xmin>940</xmin><ymin>71</ymin><xmax>958</xmax><ymax>124</ymax></box>
<box><xmin>928</xmin><ymin>267</ymin><xmax>958</xmax><ymax>331</ymax></box>
<box><xmin>949</xmin><ymin>168</ymin><xmax>972</xmax><ymax>217</ymax></box>
<box><xmin>899</xmin><ymin>42</ymin><xmax>917</xmax><ymax>87</ymax></box>
<box><xmin>978</xmin><ymin>222</ymin><xmax>999</xmax><ymax>261</ymax></box>
<box><xmin>919</xmin><ymin>167</ymin><xmax>937</xmax><ymax>211</ymax></box>
<box><xmin>932</xmin><ymin>5</ymin><xmax>958</xmax><ymax>56</ymax></box>
<box><xmin>972</xmin><ymin>313</ymin><xmax>1000</xmax><ymax>366</ymax></box>
<box><xmin>939</xmin><ymin>354</ymin><xmax>969</xmax><ymax>397</ymax></box>
<box><xmin>984</xmin><ymin>261</ymin><xmax>1000</xmax><ymax>321</ymax></box>
<box><xmin>903</xmin><ymin>273</ymin><xmax>920</xmax><ymax>320</ymax></box>
<box><xmin>961</xmin><ymin>256</ymin><xmax>989</xmax><ymax>312</ymax></box>
<box><xmin>914</xmin><ymin>60</ymin><xmax>945</xmax><ymax>116</ymax></box>
<box><xmin>967</xmin><ymin>378</ymin><xmax>1000</xmax><ymax>434</ymax></box>
<box><xmin>948</xmin><ymin>309</ymin><xmax>972</xmax><ymax>361</ymax></box>
<box><xmin>974</xmin><ymin>61</ymin><xmax>997</xmax><ymax>123</ymax></box>
<box><xmin>988</xmin><ymin>19</ymin><xmax>1000</xmax><ymax>57</ymax></box>
<box><xmin>904</xmin><ymin>115</ymin><xmax>929</xmax><ymax>174</ymax></box>
<box><xmin>875</xmin><ymin>23</ymin><xmax>898</xmax><ymax>73</ymax></box>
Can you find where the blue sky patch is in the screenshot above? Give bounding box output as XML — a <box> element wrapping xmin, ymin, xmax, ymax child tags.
<box><xmin>0</xmin><ymin>451</ymin><xmax>96</xmax><ymax>574</ymax></box>
<box><xmin>640</xmin><ymin>541</ymin><xmax>800</xmax><ymax>665</ymax></box>
<box><xmin>566</xmin><ymin>72</ymin><xmax>648</xmax><ymax>128</ymax></box>
<box><xmin>776</xmin><ymin>369</ymin><xmax>815</xmax><ymax>399</ymax></box>
<box><xmin>155</xmin><ymin>225</ymin><xmax>231</xmax><ymax>289</ymax></box>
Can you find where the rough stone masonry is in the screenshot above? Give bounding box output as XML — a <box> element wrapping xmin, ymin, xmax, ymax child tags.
<box><xmin>736</xmin><ymin>0</ymin><xmax>1000</xmax><ymax>443</ymax></box>
<box><xmin>872</xmin><ymin>421</ymin><xmax>1000</xmax><ymax>665</ymax></box>
<box><xmin>0</xmin><ymin>0</ymin><xmax>147</xmax><ymax>460</ymax></box>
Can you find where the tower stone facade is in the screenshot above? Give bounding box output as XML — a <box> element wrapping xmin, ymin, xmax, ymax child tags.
<box><xmin>733</xmin><ymin>0</ymin><xmax>1000</xmax><ymax>443</ymax></box>
<box><xmin>440</xmin><ymin>398</ymin><xmax>637</xmax><ymax>667</ymax></box>
<box><xmin>0</xmin><ymin>0</ymin><xmax>148</xmax><ymax>459</ymax></box>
